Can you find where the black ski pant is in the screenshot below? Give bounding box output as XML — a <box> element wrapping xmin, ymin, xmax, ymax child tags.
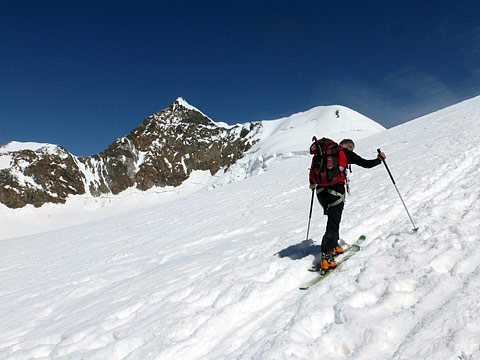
<box><xmin>316</xmin><ymin>184</ymin><xmax>345</xmax><ymax>254</ymax></box>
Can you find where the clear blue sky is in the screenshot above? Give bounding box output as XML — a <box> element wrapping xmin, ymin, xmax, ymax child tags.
<box><xmin>2</xmin><ymin>0</ymin><xmax>480</xmax><ymax>156</ymax></box>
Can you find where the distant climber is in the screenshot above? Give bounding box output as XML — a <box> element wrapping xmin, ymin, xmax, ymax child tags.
<box><xmin>308</xmin><ymin>138</ymin><xmax>386</xmax><ymax>272</ymax></box>
<box><xmin>335</xmin><ymin>110</ymin><xmax>340</xmax><ymax>118</ymax></box>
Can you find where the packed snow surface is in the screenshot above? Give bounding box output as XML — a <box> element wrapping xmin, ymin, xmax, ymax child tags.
<box><xmin>1</xmin><ymin>97</ymin><xmax>480</xmax><ymax>359</ymax></box>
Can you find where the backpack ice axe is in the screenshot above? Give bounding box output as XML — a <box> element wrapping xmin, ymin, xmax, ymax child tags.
<box><xmin>377</xmin><ymin>149</ymin><xmax>418</xmax><ymax>232</ymax></box>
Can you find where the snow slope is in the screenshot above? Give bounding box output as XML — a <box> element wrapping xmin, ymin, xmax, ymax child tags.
<box><xmin>253</xmin><ymin>104</ymin><xmax>385</xmax><ymax>154</ymax></box>
<box><xmin>0</xmin><ymin>103</ymin><xmax>383</xmax><ymax>239</ymax></box>
<box><xmin>1</xmin><ymin>97</ymin><xmax>480</xmax><ymax>359</ymax></box>
<box><xmin>222</xmin><ymin>105</ymin><xmax>385</xmax><ymax>184</ymax></box>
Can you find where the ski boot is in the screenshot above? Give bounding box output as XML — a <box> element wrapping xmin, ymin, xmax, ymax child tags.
<box><xmin>333</xmin><ymin>245</ymin><xmax>344</xmax><ymax>255</ymax></box>
<box><xmin>321</xmin><ymin>252</ymin><xmax>337</xmax><ymax>272</ymax></box>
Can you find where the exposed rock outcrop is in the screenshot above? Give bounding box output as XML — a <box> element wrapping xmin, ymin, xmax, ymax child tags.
<box><xmin>0</xmin><ymin>98</ymin><xmax>261</xmax><ymax>208</ymax></box>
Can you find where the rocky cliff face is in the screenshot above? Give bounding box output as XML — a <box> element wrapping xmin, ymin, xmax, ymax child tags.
<box><xmin>0</xmin><ymin>98</ymin><xmax>261</xmax><ymax>208</ymax></box>
<box><xmin>0</xmin><ymin>145</ymin><xmax>87</xmax><ymax>208</ymax></box>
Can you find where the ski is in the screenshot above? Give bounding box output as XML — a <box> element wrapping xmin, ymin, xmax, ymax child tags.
<box><xmin>300</xmin><ymin>235</ymin><xmax>366</xmax><ymax>290</ymax></box>
<box><xmin>307</xmin><ymin>235</ymin><xmax>366</xmax><ymax>272</ymax></box>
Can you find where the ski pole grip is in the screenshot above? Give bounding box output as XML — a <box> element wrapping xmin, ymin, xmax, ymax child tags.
<box><xmin>377</xmin><ymin>148</ymin><xmax>385</xmax><ymax>160</ymax></box>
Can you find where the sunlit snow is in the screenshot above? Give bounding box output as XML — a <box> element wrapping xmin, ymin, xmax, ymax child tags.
<box><xmin>1</xmin><ymin>97</ymin><xmax>479</xmax><ymax>360</ymax></box>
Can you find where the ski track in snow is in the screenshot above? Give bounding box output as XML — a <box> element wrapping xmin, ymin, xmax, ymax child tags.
<box><xmin>1</xmin><ymin>98</ymin><xmax>480</xmax><ymax>359</ymax></box>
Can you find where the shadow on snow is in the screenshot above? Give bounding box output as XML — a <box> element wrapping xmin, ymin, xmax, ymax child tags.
<box><xmin>276</xmin><ymin>239</ymin><xmax>321</xmax><ymax>261</ymax></box>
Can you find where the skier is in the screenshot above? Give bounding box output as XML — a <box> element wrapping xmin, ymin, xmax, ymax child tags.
<box><xmin>309</xmin><ymin>138</ymin><xmax>386</xmax><ymax>271</ymax></box>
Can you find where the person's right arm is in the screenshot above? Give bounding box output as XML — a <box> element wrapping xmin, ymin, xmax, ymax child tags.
<box><xmin>344</xmin><ymin>149</ymin><xmax>384</xmax><ymax>168</ymax></box>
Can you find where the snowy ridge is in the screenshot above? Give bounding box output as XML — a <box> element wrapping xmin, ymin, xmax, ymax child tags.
<box><xmin>1</xmin><ymin>96</ymin><xmax>480</xmax><ymax>359</ymax></box>
<box><xmin>254</xmin><ymin>104</ymin><xmax>385</xmax><ymax>154</ymax></box>
<box><xmin>0</xmin><ymin>141</ymin><xmax>59</xmax><ymax>154</ymax></box>
<box><xmin>0</xmin><ymin>141</ymin><xmax>65</xmax><ymax>170</ymax></box>
<box><xmin>222</xmin><ymin>104</ymin><xmax>385</xmax><ymax>183</ymax></box>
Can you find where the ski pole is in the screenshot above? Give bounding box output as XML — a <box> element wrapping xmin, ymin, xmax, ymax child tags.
<box><xmin>305</xmin><ymin>188</ymin><xmax>315</xmax><ymax>240</ymax></box>
<box><xmin>377</xmin><ymin>149</ymin><xmax>418</xmax><ymax>232</ymax></box>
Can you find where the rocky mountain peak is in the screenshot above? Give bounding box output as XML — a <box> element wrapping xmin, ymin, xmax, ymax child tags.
<box><xmin>0</xmin><ymin>99</ymin><xmax>262</xmax><ymax>208</ymax></box>
<box><xmin>148</xmin><ymin>97</ymin><xmax>215</xmax><ymax>126</ymax></box>
<box><xmin>172</xmin><ymin>97</ymin><xmax>207</xmax><ymax>116</ymax></box>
